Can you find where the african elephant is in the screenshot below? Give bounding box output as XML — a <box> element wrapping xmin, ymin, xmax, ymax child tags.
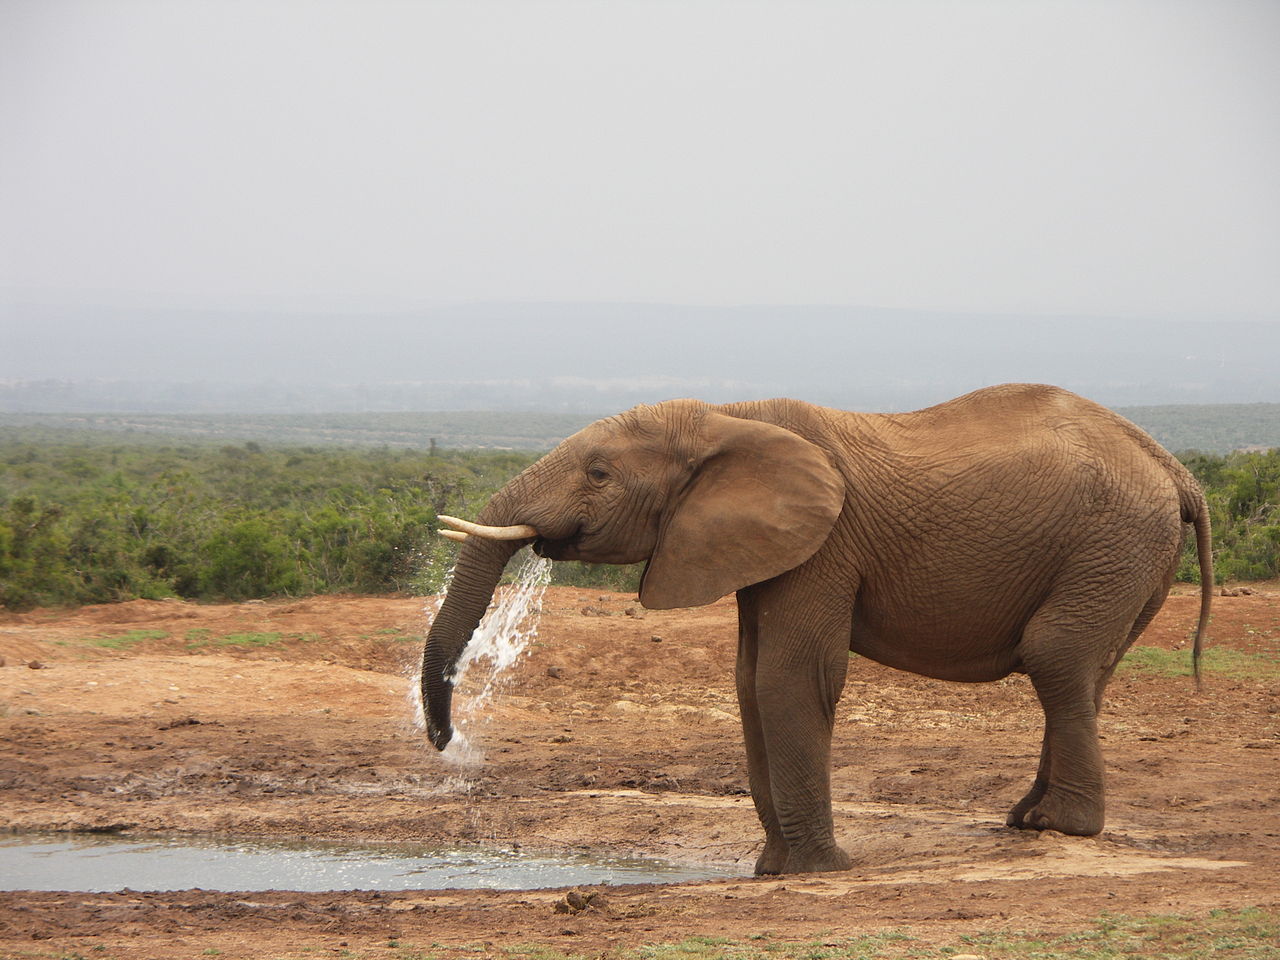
<box><xmin>421</xmin><ymin>383</ymin><xmax>1212</xmax><ymax>875</ymax></box>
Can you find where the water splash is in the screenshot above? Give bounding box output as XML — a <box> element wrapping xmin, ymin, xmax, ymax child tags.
<box><xmin>410</xmin><ymin>548</ymin><xmax>552</xmax><ymax>769</ymax></box>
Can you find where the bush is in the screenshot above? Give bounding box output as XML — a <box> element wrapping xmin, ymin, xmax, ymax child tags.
<box><xmin>2</xmin><ymin>435</ymin><xmax>1277</xmax><ymax>609</ymax></box>
<box><xmin>200</xmin><ymin>518</ymin><xmax>301</xmax><ymax>600</ymax></box>
<box><xmin>1178</xmin><ymin>448</ymin><xmax>1280</xmax><ymax>583</ymax></box>
<box><xmin>0</xmin><ymin>440</ymin><xmax>538</xmax><ymax>608</ymax></box>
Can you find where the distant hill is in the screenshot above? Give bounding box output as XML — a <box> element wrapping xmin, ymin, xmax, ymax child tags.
<box><xmin>3</xmin><ymin>403</ymin><xmax>1278</xmax><ymax>454</ymax></box>
<box><xmin>3</xmin><ymin>303</ymin><xmax>1279</xmax><ymax>415</ymax></box>
<box><xmin>0</xmin><ymin>411</ymin><xmax>595</xmax><ymax>451</ymax></box>
<box><xmin>1114</xmin><ymin>404</ymin><xmax>1280</xmax><ymax>454</ymax></box>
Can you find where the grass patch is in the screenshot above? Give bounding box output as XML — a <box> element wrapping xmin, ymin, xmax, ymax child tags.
<box><xmin>1119</xmin><ymin>645</ymin><xmax>1280</xmax><ymax>679</ymax></box>
<box><xmin>216</xmin><ymin>631</ymin><xmax>285</xmax><ymax>648</ymax></box>
<box><xmin>470</xmin><ymin>909</ymin><xmax>1279</xmax><ymax>960</ymax></box>
<box><xmin>82</xmin><ymin>629</ymin><xmax>168</xmax><ymax>649</ymax></box>
<box><xmin>950</xmin><ymin>907</ymin><xmax>1280</xmax><ymax>959</ymax></box>
<box><xmin>83</xmin><ymin>911</ymin><xmax>1270</xmax><ymax>960</ymax></box>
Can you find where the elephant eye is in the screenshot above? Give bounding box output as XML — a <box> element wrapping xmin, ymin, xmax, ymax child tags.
<box><xmin>587</xmin><ymin>466</ymin><xmax>609</xmax><ymax>483</ymax></box>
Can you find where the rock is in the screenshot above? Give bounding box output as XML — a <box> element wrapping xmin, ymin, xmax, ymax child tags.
<box><xmin>27</xmin><ymin>660</ymin><xmax>46</xmax><ymax>670</ymax></box>
<box><xmin>624</xmin><ymin>605</ymin><xmax>646</xmax><ymax>619</ymax></box>
<box><xmin>554</xmin><ymin>889</ymin><xmax>606</xmax><ymax>914</ymax></box>
<box><xmin>546</xmin><ymin>665</ymin><xmax>564</xmax><ymax>679</ymax></box>
<box><xmin>650</xmin><ymin>635</ymin><xmax>663</xmax><ymax>643</ymax></box>
<box><xmin>580</xmin><ymin>605</ymin><xmax>611</xmax><ymax>617</ymax></box>
<box><xmin>158</xmin><ymin>716</ymin><xmax>202</xmax><ymax>730</ymax></box>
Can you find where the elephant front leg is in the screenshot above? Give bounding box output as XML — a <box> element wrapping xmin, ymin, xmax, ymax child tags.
<box><xmin>735</xmin><ymin>590</ymin><xmax>788</xmax><ymax>874</ymax></box>
<box><xmin>749</xmin><ymin>582</ymin><xmax>854</xmax><ymax>874</ymax></box>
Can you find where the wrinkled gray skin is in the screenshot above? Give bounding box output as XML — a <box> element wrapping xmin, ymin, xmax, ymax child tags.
<box><xmin>422</xmin><ymin>384</ymin><xmax>1212</xmax><ymax>875</ymax></box>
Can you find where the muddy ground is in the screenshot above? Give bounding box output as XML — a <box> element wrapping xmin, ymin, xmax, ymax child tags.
<box><xmin>0</xmin><ymin>583</ymin><xmax>1277</xmax><ymax>958</ymax></box>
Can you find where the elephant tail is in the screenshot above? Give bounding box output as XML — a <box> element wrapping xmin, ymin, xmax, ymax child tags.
<box><xmin>1180</xmin><ymin>484</ymin><xmax>1213</xmax><ymax>688</ymax></box>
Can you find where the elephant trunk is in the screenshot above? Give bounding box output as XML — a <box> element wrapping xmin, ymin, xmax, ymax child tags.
<box><xmin>421</xmin><ymin>485</ymin><xmax>538</xmax><ymax>751</ymax></box>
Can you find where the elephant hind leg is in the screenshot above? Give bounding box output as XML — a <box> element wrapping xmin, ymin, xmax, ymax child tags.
<box><xmin>1006</xmin><ymin>726</ymin><xmax>1051</xmax><ymax>828</ymax></box>
<box><xmin>1008</xmin><ymin>583</ymin><xmax>1166</xmax><ymax>836</ymax></box>
<box><xmin>1007</xmin><ymin>586</ymin><xmax>1168</xmax><ymax>830</ymax></box>
<box><xmin>1017</xmin><ymin>666</ymin><xmax>1107</xmax><ymax>835</ymax></box>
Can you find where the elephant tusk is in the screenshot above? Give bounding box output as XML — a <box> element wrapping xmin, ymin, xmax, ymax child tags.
<box><xmin>437</xmin><ymin>515</ymin><xmax>539</xmax><ymax>541</ymax></box>
<box><xmin>439</xmin><ymin>529</ymin><xmax>469</xmax><ymax>543</ymax></box>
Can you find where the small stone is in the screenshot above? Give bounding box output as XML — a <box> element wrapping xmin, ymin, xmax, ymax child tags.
<box><xmin>553</xmin><ymin>889</ymin><xmax>604</xmax><ymax>915</ymax></box>
<box><xmin>547</xmin><ymin>666</ymin><xmax>564</xmax><ymax>679</ymax></box>
<box><xmin>650</xmin><ymin>635</ymin><xmax>663</xmax><ymax>643</ymax></box>
<box><xmin>27</xmin><ymin>660</ymin><xmax>45</xmax><ymax>670</ymax></box>
<box><xmin>580</xmin><ymin>605</ymin><xmax>611</xmax><ymax>617</ymax></box>
<box><xmin>624</xmin><ymin>606</ymin><xmax>646</xmax><ymax>619</ymax></box>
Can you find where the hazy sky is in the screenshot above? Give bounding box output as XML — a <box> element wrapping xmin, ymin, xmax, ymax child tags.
<box><xmin>2</xmin><ymin>0</ymin><xmax>1278</xmax><ymax>319</ymax></box>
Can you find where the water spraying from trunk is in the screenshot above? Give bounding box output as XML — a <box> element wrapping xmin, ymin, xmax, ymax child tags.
<box><xmin>412</xmin><ymin>549</ymin><xmax>552</xmax><ymax>767</ymax></box>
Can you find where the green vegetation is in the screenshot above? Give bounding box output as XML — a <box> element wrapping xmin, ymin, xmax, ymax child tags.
<box><xmin>1179</xmin><ymin>447</ymin><xmax>1280</xmax><ymax>582</ymax></box>
<box><xmin>363</xmin><ymin>908</ymin><xmax>1279</xmax><ymax>959</ymax></box>
<box><xmin>83</xmin><ymin>629</ymin><xmax>168</xmax><ymax>649</ymax></box>
<box><xmin>5</xmin><ymin>908</ymin><xmax>1280</xmax><ymax>958</ymax></box>
<box><xmin>0</xmin><ymin>437</ymin><xmax>640</xmax><ymax>610</ymax></box>
<box><xmin>1118</xmin><ymin>645</ymin><xmax>1280</xmax><ymax>679</ymax></box>
<box><xmin>934</xmin><ymin>907</ymin><xmax>1280</xmax><ymax>960</ymax></box>
<box><xmin>1</xmin><ymin>432</ymin><xmax>1276</xmax><ymax>611</ymax></box>
<box><xmin>50</xmin><ymin>629</ymin><xmax>337</xmax><ymax>653</ymax></box>
<box><xmin>216</xmin><ymin>632</ymin><xmax>287</xmax><ymax>647</ymax></box>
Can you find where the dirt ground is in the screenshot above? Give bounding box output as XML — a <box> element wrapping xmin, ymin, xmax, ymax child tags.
<box><xmin>0</xmin><ymin>582</ymin><xmax>1277</xmax><ymax>959</ymax></box>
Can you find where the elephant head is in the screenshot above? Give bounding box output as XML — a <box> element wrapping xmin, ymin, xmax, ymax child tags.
<box><xmin>421</xmin><ymin>399</ymin><xmax>845</xmax><ymax>751</ymax></box>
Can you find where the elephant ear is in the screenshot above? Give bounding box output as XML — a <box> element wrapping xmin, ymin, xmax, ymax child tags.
<box><xmin>639</xmin><ymin>412</ymin><xmax>845</xmax><ymax>610</ymax></box>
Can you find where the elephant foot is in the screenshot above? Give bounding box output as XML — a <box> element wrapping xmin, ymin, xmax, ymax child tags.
<box><xmin>782</xmin><ymin>843</ymin><xmax>852</xmax><ymax>875</ymax></box>
<box><xmin>1006</xmin><ymin>781</ymin><xmax>1047</xmax><ymax>828</ymax></box>
<box><xmin>753</xmin><ymin>836</ymin><xmax>789</xmax><ymax>876</ymax></box>
<box><xmin>1010</xmin><ymin>787</ymin><xmax>1103</xmax><ymax>836</ymax></box>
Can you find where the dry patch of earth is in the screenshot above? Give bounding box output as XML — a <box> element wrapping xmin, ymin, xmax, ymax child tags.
<box><xmin>1</xmin><ymin>584</ymin><xmax>1277</xmax><ymax>958</ymax></box>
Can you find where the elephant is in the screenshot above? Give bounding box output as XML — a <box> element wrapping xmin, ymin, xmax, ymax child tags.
<box><xmin>421</xmin><ymin>383</ymin><xmax>1212</xmax><ymax>875</ymax></box>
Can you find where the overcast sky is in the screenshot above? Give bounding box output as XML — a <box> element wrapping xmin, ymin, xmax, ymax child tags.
<box><xmin>2</xmin><ymin>0</ymin><xmax>1278</xmax><ymax>320</ymax></box>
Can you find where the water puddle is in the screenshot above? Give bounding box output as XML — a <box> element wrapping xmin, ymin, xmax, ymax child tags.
<box><xmin>0</xmin><ymin>833</ymin><xmax>734</xmax><ymax>892</ymax></box>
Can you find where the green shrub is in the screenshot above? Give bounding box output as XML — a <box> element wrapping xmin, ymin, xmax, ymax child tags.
<box><xmin>1179</xmin><ymin>448</ymin><xmax>1280</xmax><ymax>583</ymax></box>
<box><xmin>2</xmin><ymin>435</ymin><xmax>1277</xmax><ymax>609</ymax></box>
<box><xmin>200</xmin><ymin>518</ymin><xmax>302</xmax><ymax>600</ymax></box>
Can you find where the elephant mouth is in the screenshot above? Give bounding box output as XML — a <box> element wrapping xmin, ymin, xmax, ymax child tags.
<box><xmin>531</xmin><ymin>525</ymin><xmax>586</xmax><ymax>561</ymax></box>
